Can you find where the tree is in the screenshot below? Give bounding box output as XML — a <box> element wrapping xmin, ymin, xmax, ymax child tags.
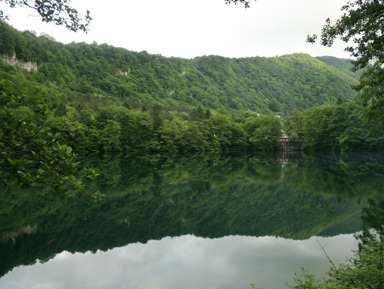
<box><xmin>1</xmin><ymin>0</ymin><xmax>91</xmax><ymax>32</ymax></box>
<box><xmin>284</xmin><ymin>108</ymin><xmax>304</xmax><ymax>141</ymax></box>
<box><xmin>245</xmin><ymin>115</ymin><xmax>282</xmax><ymax>151</ymax></box>
<box><xmin>190</xmin><ymin>106</ymin><xmax>205</xmax><ymax>122</ymax></box>
<box><xmin>0</xmin><ymin>1</ymin><xmax>92</xmax><ymax>196</ymax></box>
<box><xmin>284</xmin><ymin>102</ymin><xmax>384</xmax><ymax>152</ymax></box>
<box><xmin>99</xmin><ymin>119</ymin><xmax>122</xmax><ymax>152</ymax></box>
<box><xmin>149</xmin><ymin>103</ymin><xmax>163</xmax><ymax>131</ymax></box>
<box><xmin>285</xmin><ymin>198</ymin><xmax>384</xmax><ymax>289</ymax></box>
<box><xmin>224</xmin><ymin>0</ymin><xmax>255</xmax><ymax>8</ymax></box>
<box><xmin>0</xmin><ymin>79</ymin><xmax>98</xmax><ymax>195</ymax></box>
<box><xmin>208</xmin><ymin>112</ymin><xmax>233</xmax><ymax>150</ymax></box>
<box><xmin>307</xmin><ymin>0</ymin><xmax>384</xmax><ymax>130</ymax></box>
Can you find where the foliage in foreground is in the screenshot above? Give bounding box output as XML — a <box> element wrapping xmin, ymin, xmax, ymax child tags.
<box><xmin>308</xmin><ymin>0</ymin><xmax>384</xmax><ymax>130</ymax></box>
<box><xmin>0</xmin><ymin>79</ymin><xmax>99</xmax><ymax>196</ymax></box>
<box><xmin>284</xmin><ymin>198</ymin><xmax>384</xmax><ymax>289</ymax></box>
<box><xmin>1</xmin><ymin>1</ymin><xmax>91</xmax><ymax>32</ymax></box>
<box><xmin>286</xmin><ymin>240</ymin><xmax>384</xmax><ymax>288</ymax></box>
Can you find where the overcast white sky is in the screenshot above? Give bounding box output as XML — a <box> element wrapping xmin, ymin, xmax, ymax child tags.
<box><xmin>1</xmin><ymin>0</ymin><xmax>351</xmax><ymax>59</ymax></box>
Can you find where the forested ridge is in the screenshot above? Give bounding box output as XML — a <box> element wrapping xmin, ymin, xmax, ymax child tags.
<box><xmin>2</xmin><ymin>0</ymin><xmax>384</xmax><ymax>287</ymax></box>
<box><xmin>0</xmin><ymin>22</ymin><xmax>359</xmax><ymax>114</ymax></box>
<box><xmin>1</xmin><ymin>21</ymin><xmax>384</xmax><ymax>192</ymax></box>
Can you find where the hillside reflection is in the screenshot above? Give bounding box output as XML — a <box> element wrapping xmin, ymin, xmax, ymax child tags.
<box><xmin>1</xmin><ymin>152</ymin><xmax>384</xmax><ymax>278</ymax></box>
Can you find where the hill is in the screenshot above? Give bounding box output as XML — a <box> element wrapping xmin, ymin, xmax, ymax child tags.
<box><xmin>0</xmin><ymin>22</ymin><xmax>360</xmax><ymax>114</ymax></box>
<box><xmin>316</xmin><ymin>56</ymin><xmax>365</xmax><ymax>79</ymax></box>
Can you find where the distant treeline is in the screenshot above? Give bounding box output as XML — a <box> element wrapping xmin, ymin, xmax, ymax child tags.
<box><xmin>52</xmin><ymin>100</ymin><xmax>384</xmax><ymax>154</ymax></box>
<box><xmin>1</xmin><ymin>76</ymin><xmax>383</xmax><ymax>156</ymax></box>
<box><xmin>285</xmin><ymin>102</ymin><xmax>384</xmax><ymax>152</ymax></box>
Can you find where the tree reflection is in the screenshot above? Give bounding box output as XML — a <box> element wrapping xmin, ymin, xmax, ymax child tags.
<box><xmin>1</xmin><ymin>152</ymin><xmax>384</xmax><ymax>279</ymax></box>
<box><xmin>358</xmin><ymin>198</ymin><xmax>384</xmax><ymax>244</ymax></box>
<box><xmin>288</xmin><ymin>198</ymin><xmax>384</xmax><ymax>289</ymax></box>
<box><xmin>284</xmin><ymin>153</ymin><xmax>384</xmax><ymax>199</ymax></box>
<box><xmin>354</xmin><ymin>198</ymin><xmax>384</xmax><ymax>288</ymax></box>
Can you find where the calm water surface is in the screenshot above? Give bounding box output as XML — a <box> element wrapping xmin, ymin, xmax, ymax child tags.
<box><xmin>1</xmin><ymin>152</ymin><xmax>383</xmax><ymax>289</ymax></box>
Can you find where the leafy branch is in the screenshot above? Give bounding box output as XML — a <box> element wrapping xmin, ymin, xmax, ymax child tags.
<box><xmin>1</xmin><ymin>0</ymin><xmax>91</xmax><ymax>32</ymax></box>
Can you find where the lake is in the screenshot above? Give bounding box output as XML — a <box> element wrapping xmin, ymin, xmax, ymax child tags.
<box><xmin>1</xmin><ymin>152</ymin><xmax>384</xmax><ymax>289</ymax></box>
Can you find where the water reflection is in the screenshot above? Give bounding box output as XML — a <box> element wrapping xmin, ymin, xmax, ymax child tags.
<box><xmin>1</xmin><ymin>152</ymin><xmax>384</xmax><ymax>288</ymax></box>
<box><xmin>0</xmin><ymin>234</ymin><xmax>358</xmax><ymax>289</ymax></box>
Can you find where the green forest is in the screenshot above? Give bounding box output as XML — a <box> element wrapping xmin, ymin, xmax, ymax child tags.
<box><xmin>2</xmin><ymin>0</ymin><xmax>384</xmax><ymax>288</ymax></box>
<box><xmin>0</xmin><ymin>22</ymin><xmax>360</xmax><ymax>113</ymax></box>
<box><xmin>1</xmin><ymin>21</ymin><xmax>384</xmax><ymax>192</ymax></box>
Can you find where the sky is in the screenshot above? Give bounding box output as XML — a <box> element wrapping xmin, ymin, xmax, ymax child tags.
<box><xmin>0</xmin><ymin>0</ymin><xmax>351</xmax><ymax>59</ymax></box>
<box><xmin>0</xmin><ymin>234</ymin><xmax>358</xmax><ymax>289</ymax></box>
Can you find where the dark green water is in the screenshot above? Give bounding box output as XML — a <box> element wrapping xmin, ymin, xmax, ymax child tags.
<box><xmin>1</xmin><ymin>152</ymin><xmax>384</xmax><ymax>289</ymax></box>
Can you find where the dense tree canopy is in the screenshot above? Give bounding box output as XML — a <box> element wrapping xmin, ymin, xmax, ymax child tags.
<box><xmin>0</xmin><ymin>7</ymin><xmax>382</xmax><ymax>194</ymax></box>
<box><xmin>308</xmin><ymin>0</ymin><xmax>384</xmax><ymax>130</ymax></box>
<box><xmin>0</xmin><ymin>23</ymin><xmax>361</xmax><ymax>113</ymax></box>
<box><xmin>0</xmin><ymin>79</ymin><xmax>99</xmax><ymax>195</ymax></box>
<box><xmin>284</xmin><ymin>102</ymin><xmax>384</xmax><ymax>152</ymax></box>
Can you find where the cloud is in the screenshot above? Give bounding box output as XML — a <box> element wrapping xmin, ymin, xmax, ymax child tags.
<box><xmin>1</xmin><ymin>0</ymin><xmax>351</xmax><ymax>59</ymax></box>
<box><xmin>0</xmin><ymin>234</ymin><xmax>358</xmax><ymax>289</ymax></box>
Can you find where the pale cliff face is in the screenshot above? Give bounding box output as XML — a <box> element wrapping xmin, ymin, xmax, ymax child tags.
<box><xmin>2</xmin><ymin>53</ymin><xmax>38</xmax><ymax>71</ymax></box>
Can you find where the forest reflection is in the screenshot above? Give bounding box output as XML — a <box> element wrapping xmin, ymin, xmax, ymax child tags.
<box><xmin>1</xmin><ymin>152</ymin><xmax>384</xmax><ymax>279</ymax></box>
